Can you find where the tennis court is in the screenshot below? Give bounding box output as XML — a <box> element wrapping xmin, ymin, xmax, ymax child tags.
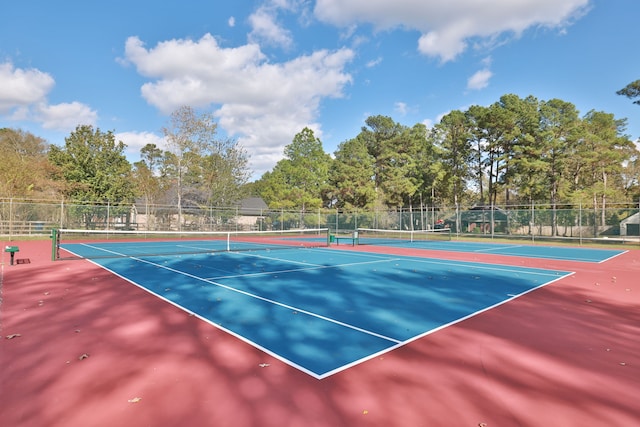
<box><xmin>355</xmin><ymin>228</ymin><xmax>626</xmax><ymax>263</ymax></box>
<box><xmin>59</xmin><ymin>233</ymin><xmax>573</xmax><ymax>378</ymax></box>
<box><xmin>2</xmin><ymin>233</ymin><xmax>638</xmax><ymax>427</ymax></box>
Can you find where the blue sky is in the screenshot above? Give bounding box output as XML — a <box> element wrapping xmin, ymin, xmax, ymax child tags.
<box><xmin>1</xmin><ymin>0</ymin><xmax>638</xmax><ymax>179</ymax></box>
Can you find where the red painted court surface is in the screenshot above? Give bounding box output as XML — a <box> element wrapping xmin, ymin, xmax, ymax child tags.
<box><xmin>1</xmin><ymin>240</ymin><xmax>639</xmax><ymax>427</ymax></box>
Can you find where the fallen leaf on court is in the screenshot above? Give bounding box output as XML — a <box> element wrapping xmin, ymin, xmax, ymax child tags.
<box><xmin>259</xmin><ymin>363</ymin><xmax>270</xmax><ymax>368</ymax></box>
<box><xmin>5</xmin><ymin>334</ymin><xmax>21</xmax><ymax>339</ymax></box>
<box><xmin>128</xmin><ymin>397</ymin><xmax>142</xmax><ymax>403</ymax></box>
<box><xmin>78</xmin><ymin>353</ymin><xmax>90</xmax><ymax>360</ymax></box>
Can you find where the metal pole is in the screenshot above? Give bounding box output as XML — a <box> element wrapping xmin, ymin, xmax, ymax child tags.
<box><xmin>579</xmin><ymin>202</ymin><xmax>582</xmax><ymax>246</ymax></box>
<box><xmin>531</xmin><ymin>200</ymin><xmax>535</xmax><ymax>243</ymax></box>
<box><xmin>491</xmin><ymin>204</ymin><xmax>495</xmax><ymax>239</ymax></box>
<box><xmin>9</xmin><ymin>198</ymin><xmax>13</xmax><ymax>241</ymax></box>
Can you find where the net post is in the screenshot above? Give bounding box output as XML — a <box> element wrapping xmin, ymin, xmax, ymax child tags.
<box><xmin>226</xmin><ymin>232</ymin><xmax>231</xmax><ymax>251</ymax></box>
<box><xmin>50</xmin><ymin>228</ymin><xmax>59</xmax><ymax>261</ymax></box>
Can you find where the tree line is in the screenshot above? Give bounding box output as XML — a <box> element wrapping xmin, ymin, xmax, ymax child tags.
<box><xmin>1</xmin><ymin>93</ymin><xmax>639</xmax><ymax>226</ymax></box>
<box><xmin>1</xmin><ymin>106</ymin><xmax>250</xmax><ymax>227</ymax></box>
<box><xmin>255</xmin><ymin>94</ymin><xmax>639</xmax><ymax>217</ymax></box>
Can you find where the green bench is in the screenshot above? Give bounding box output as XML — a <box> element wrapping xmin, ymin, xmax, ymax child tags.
<box><xmin>333</xmin><ymin>232</ymin><xmax>359</xmax><ymax>246</ymax></box>
<box><xmin>4</xmin><ymin>246</ymin><xmax>19</xmax><ymax>265</ymax></box>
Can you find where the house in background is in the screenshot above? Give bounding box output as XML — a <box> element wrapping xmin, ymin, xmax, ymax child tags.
<box><xmin>620</xmin><ymin>212</ymin><xmax>640</xmax><ymax>236</ymax></box>
<box><xmin>235</xmin><ymin>197</ymin><xmax>269</xmax><ymax>229</ymax></box>
<box><xmin>130</xmin><ymin>197</ymin><xmax>269</xmax><ymax>231</ymax></box>
<box><xmin>445</xmin><ymin>205</ymin><xmax>509</xmax><ymax>234</ymax></box>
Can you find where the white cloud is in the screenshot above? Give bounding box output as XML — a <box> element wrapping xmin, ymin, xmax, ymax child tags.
<box><xmin>467</xmin><ymin>68</ymin><xmax>493</xmax><ymax>90</ymax></box>
<box><xmin>124</xmin><ymin>34</ymin><xmax>354</xmax><ymax>176</ymax></box>
<box><xmin>314</xmin><ymin>0</ymin><xmax>590</xmax><ymax>62</ymax></box>
<box><xmin>480</xmin><ymin>56</ymin><xmax>493</xmax><ymax>67</ymax></box>
<box><xmin>248</xmin><ymin>5</ymin><xmax>294</xmax><ymax>49</ymax></box>
<box><xmin>116</xmin><ymin>131</ymin><xmax>167</xmax><ymax>159</ymax></box>
<box><xmin>228</xmin><ymin>16</ymin><xmax>236</xmax><ymax>27</ymax></box>
<box><xmin>394</xmin><ymin>101</ymin><xmax>408</xmax><ymax>115</ymax></box>
<box><xmin>366</xmin><ymin>57</ymin><xmax>383</xmax><ymax>68</ymax></box>
<box><xmin>36</xmin><ymin>102</ymin><xmax>97</xmax><ymax>131</ymax></box>
<box><xmin>0</xmin><ymin>62</ymin><xmax>54</xmax><ymax>112</ymax></box>
<box><xmin>0</xmin><ymin>61</ymin><xmax>96</xmax><ymax>132</ymax></box>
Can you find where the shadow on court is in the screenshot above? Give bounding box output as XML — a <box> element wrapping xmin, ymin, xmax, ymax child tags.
<box><xmin>1</xmin><ymin>240</ymin><xmax>639</xmax><ymax>427</ymax></box>
<box><xmin>90</xmin><ymin>250</ymin><xmax>569</xmax><ymax>376</ymax></box>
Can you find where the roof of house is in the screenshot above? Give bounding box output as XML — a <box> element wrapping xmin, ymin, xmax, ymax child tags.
<box><xmin>238</xmin><ymin>197</ymin><xmax>268</xmax><ymax>215</ymax></box>
<box><xmin>620</xmin><ymin>211</ymin><xmax>639</xmax><ymax>225</ymax></box>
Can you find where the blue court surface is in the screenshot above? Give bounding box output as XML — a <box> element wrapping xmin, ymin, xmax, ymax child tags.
<box><xmin>66</xmin><ymin>242</ymin><xmax>575</xmax><ymax>379</ymax></box>
<box><xmin>358</xmin><ymin>239</ymin><xmax>625</xmax><ymax>263</ymax></box>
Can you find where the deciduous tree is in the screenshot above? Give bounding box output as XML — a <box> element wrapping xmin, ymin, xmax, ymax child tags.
<box><xmin>161</xmin><ymin>106</ymin><xmax>250</xmax><ymax>227</ymax></box>
<box><xmin>48</xmin><ymin>125</ymin><xmax>134</xmax><ymax>227</ymax></box>
<box><xmin>0</xmin><ymin>128</ymin><xmax>56</xmax><ymax>198</ymax></box>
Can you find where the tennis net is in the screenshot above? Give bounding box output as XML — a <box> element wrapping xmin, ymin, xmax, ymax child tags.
<box><xmin>355</xmin><ymin>228</ymin><xmax>451</xmax><ymax>246</ymax></box>
<box><xmin>51</xmin><ymin>228</ymin><xmax>330</xmax><ymax>260</ymax></box>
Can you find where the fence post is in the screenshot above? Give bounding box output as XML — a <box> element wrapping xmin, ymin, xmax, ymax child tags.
<box><xmin>60</xmin><ymin>198</ymin><xmax>65</xmax><ymax>229</ymax></box>
<box><xmin>491</xmin><ymin>204</ymin><xmax>495</xmax><ymax>239</ymax></box>
<box><xmin>9</xmin><ymin>198</ymin><xmax>13</xmax><ymax>241</ymax></box>
<box><xmin>579</xmin><ymin>202</ymin><xmax>582</xmax><ymax>246</ymax></box>
<box><xmin>531</xmin><ymin>200</ymin><xmax>535</xmax><ymax>243</ymax></box>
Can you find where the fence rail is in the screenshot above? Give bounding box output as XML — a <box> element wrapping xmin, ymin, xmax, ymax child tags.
<box><xmin>1</xmin><ymin>198</ymin><xmax>639</xmax><ymax>245</ymax></box>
